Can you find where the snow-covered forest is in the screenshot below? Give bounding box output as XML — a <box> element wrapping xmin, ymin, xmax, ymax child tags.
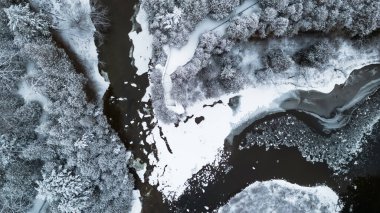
<box><xmin>0</xmin><ymin>0</ymin><xmax>134</xmax><ymax>212</ymax></box>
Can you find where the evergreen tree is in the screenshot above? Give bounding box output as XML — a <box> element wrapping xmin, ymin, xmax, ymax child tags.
<box><xmin>4</xmin><ymin>3</ymin><xmax>49</xmax><ymax>43</ymax></box>
<box><xmin>36</xmin><ymin>168</ymin><xmax>92</xmax><ymax>213</ymax></box>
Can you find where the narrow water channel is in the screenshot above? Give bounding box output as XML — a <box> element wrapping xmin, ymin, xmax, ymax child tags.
<box><xmin>98</xmin><ymin>0</ymin><xmax>170</xmax><ymax>212</ymax></box>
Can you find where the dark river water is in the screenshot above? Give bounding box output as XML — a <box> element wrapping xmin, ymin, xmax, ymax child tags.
<box><xmin>99</xmin><ymin>1</ymin><xmax>380</xmax><ymax>212</ymax></box>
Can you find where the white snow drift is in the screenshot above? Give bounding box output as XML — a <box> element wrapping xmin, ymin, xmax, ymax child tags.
<box><xmin>218</xmin><ymin>180</ymin><xmax>341</xmax><ymax>213</ymax></box>
<box><xmin>129</xmin><ymin>4</ymin><xmax>153</xmax><ymax>76</ymax></box>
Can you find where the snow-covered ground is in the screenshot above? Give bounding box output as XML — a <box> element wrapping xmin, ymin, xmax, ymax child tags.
<box><xmin>18</xmin><ymin>62</ymin><xmax>51</xmax><ymax>110</ymax></box>
<box><xmin>129</xmin><ymin>4</ymin><xmax>153</xmax><ymax>76</ymax></box>
<box><xmin>218</xmin><ymin>180</ymin><xmax>341</xmax><ymax>213</ymax></box>
<box><xmin>28</xmin><ymin>198</ymin><xmax>47</xmax><ymax>213</ymax></box>
<box><xmin>130</xmin><ymin>190</ymin><xmax>142</xmax><ymax>213</ymax></box>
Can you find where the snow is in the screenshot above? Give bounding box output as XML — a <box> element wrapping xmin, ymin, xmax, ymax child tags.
<box><xmin>129</xmin><ymin>4</ymin><xmax>153</xmax><ymax>76</ymax></box>
<box><xmin>50</xmin><ymin>0</ymin><xmax>109</xmax><ymax>100</ymax></box>
<box><xmin>149</xmin><ymin>99</ymin><xmax>232</xmax><ymax>198</ymax></box>
<box><xmin>218</xmin><ymin>180</ymin><xmax>341</xmax><ymax>213</ymax></box>
<box><xmin>18</xmin><ymin>62</ymin><xmax>50</xmax><ymax>110</ymax></box>
<box><xmin>131</xmin><ymin>158</ymin><xmax>147</xmax><ymax>183</ymax></box>
<box><xmin>147</xmin><ymin>40</ymin><xmax>380</xmax><ymax>200</ymax></box>
<box><xmin>28</xmin><ymin>198</ymin><xmax>47</xmax><ymax>213</ymax></box>
<box><xmin>130</xmin><ymin>190</ymin><xmax>142</xmax><ymax>213</ymax></box>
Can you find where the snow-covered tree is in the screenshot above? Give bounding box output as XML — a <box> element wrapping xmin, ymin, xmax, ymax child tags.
<box><xmin>143</xmin><ymin>0</ymin><xmax>175</xmax><ymax>20</ymax></box>
<box><xmin>246</xmin><ymin>13</ymin><xmax>260</xmax><ymax>33</ymax></box>
<box><xmin>4</xmin><ymin>3</ymin><xmax>49</xmax><ymax>43</ymax></box>
<box><xmin>220</xmin><ymin>64</ymin><xmax>237</xmax><ymax>80</ymax></box>
<box><xmin>156</xmin><ymin>6</ymin><xmax>182</xmax><ymax>30</ymax></box>
<box><xmin>259</xmin><ymin>0</ymin><xmax>289</xmax><ymax>12</ymax></box>
<box><xmin>270</xmin><ymin>17</ymin><xmax>289</xmax><ymax>36</ymax></box>
<box><xmin>261</xmin><ymin>7</ymin><xmax>278</xmax><ymax>23</ymax></box>
<box><xmin>0</xmin><ymin>158</ymin><xmax>42</xmax><ymax>213</ymax></box>
<box><xmin>209</xmin><ymin>0</ymin><xmax>240</xmax><ymax>20</ymax></box>
<box><xmin>214</xmin><ymin>54</ymin><xmax>246</xmax><ymax>92</ymax></box>
<box><xmin>51</xmin><ymin>1</ymin><xmax>94</xmax><ymax>32</ymax></box>
<box><xmin>181</xmin><ymin>0</ymin><xmax>209</xmax><ymax>25</ymax></box>
<box><xmin>227</xmin><ymin>16</ymin><xmax>251</xmax><ymax>40</ymax></box>
<box><xmin>295</xmin><ymin>40</ymin><xmax>334</xmax><ymax>68</ymax></box>
<box><xmin>254</xmin><ymin>0</ymin><xmax>380</xmax><ymax>38</ymax></box>
<box><xmin>0</xmin><ymin>135</ymin><xmax>17</xmax><ymax>167</ymax></box>
<box><xmin>286</xmin><ymin>3</ymin><xmax>303</xmax><ymax>22</ymax></box>
<box><xmin>263</xmin><ymin>48</ymin><xmax>292</xmax><ymax>72</ymax></box>
<box><xmin>213</xmin><ymin>38</ymin><xmax>234</xmax><ymax>55</ymax></box>
<box><xmin>74</xmin><ymin>133</ymin><xmax>92</xmax><ymax>149</ymax></box>
<box><xmin>36</xmin><ymin>168</ymin><xmax>92</xmax><ymax>213</ymax></box>
<box><xmin>0</xmin><ymin>1</ymin><xmax>136</xmax><ymax>212</ymax></box>
<box><xmin>0</xmin><ymin>40</ymin><xmax>24</xmax><ymax>92</ymax></box>
<box><xmin>199</xmin><ymin>31</ymin><xmax>220</xmax><ymax>52</ymax></box>
<box><xmin>347</xmin><ymin>1</ymin><xmax>380</xmax><ymax>37</ymax></box>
